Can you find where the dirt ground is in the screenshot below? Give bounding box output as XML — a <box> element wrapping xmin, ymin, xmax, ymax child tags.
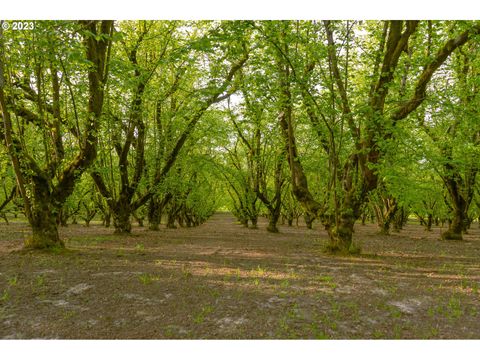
<box><xmin>1</xmin><ymin>213</ymin><xmax>479</xmax><ymax>339</ymax></box>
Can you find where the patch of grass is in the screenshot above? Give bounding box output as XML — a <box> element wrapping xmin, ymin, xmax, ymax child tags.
<box><xmin>193</xmin><ymin>305</ymin><xmax>214</xmax><ymax>324</ymax></box>
<box><xmin>255</xmin><ymin>265</ymin><xmax>267</xmax><ymax>277</ymax></box>
<box><xmin>69</xmin><ymin>236</ymin><xmax>110</xmax><ymax>246</ymax></box>
<box><xmin>390</xmin><ymin>307</ymin><xmax>403</xmax><ymax>319</ymax></box>
<box><xmin>138</xmin><ymin>273</ymin><xmax>154</xmax><ymax>285</ymax></box>
<box><xmin>8</xmin><ymin>275</ymin><xmax>18</xmax><ymax>286</ymax></box>
<box><xmin>378</xmin><ymin>303</ymin><xmax>403</xmax><ymax>319</ymax></box>
<box><xmin>320</xmin><ymin>313</ymin><xmax>338</xmax><ymax>332</ymax></box>
<box><xmin>275</xmin><ymin>302</ymin><xmax>306</xmax><ymax>338</ymax></box>
<box><xmin>392</xmin><ymin>324</ymin><xmax>403</xmax><ymax>339</ymax></box>
<box><xmin>344</xmin><ymin>301</ymin><xmax>360</xmax><ymax>321</ymax></box>
<box><xmin>307</xmin><ymin>322</ymin><xmax>330</xmax><ymax>339</ymax></box>
<box><xmin>460</xmin><ymin>279</ymin><xmax>479</xmax><ymax>294</ymax></box>
<box><xmin>48</xmin><ymin>245</ymin><xmax>67</xmax><ymax>255</ymax></box>
<box><xmin>163</xmin><ymin>326</ymin><xmax>176</xmax><ymax>338</ymax></box>
<box><xmin>382</xmin><ymin>283</ymin><xmax>398</xmax><ymax>295</ymax></box>
<box><xmin>1</xmin><ymin>289</ymin><xmax>10</xmax><ymax>302</ymax></box>
<box><xmin>348</xmin><ymin>242</ymin><xmax>362</xmax><ymax>255</ymax></box>
<box><xmin>446</xmin><ymin>296</ymin><xmax>463</xmax><ymax>319</ymax></box>
<box><xmin>427</xmin><ymin>296</ymin><xmax>464</xmax><ymax>320</ymax></box>
<box><xmin>315</xmin><ymin>275</ymin><xmax>337</xmax><ymax>290</ymax></box>
<box><xmin>208</xmin><ymin>288</ymin><xmax>220</xmax><ymax>298</ymax></box>
<box><xmin>330</xmin><ymin>301</ymin><xmax>341</xmax><ymax>319</ymax></box>
<box><xmin>62</xmin><ymin>310</ymin><xmax>76</xmax><ymax>320</ymax></box>
<box><xmin>35</xmin><ymin>274</ymin><xmax>45</xmax><ymax>287</ymax></box>
<box><xmin>427</xmin><ymin>326</ymin><xmax>439</xmax><ymax>338</ymax></box>
<box><xmin>235</xmin><ymin>268</ymin><xmax>241</xmax><ymax>281</ymax></box>
<box><xmin>323</xmin><ymin>241</ymin><xmax>362</xmax><ymax>255</ymax></box>
<box><xmin>472</xmin><ymin>282</ymin><xmax>479</xmax><ymax>294</ymax></box>
<box><xmin>181</xmin><ymin>265</ymin><xmax>193</xmax><ymax>279</ymax></box>
<box><xmin>134</xmin><ymin>243</ymin><xmax>146</xmax><ymax>255</ymax></box>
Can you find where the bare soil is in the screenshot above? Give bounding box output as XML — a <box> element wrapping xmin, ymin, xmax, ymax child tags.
<box><xmin>1</xmin><ymin>213</ymin><xmax>479</xmax><ymax>339</ymax></box>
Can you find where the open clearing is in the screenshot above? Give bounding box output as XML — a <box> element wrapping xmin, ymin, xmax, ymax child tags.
<box><xmin>1</xmin><ymin>213</ymin><xmax>479</xmax><ymax>339</ymax></box>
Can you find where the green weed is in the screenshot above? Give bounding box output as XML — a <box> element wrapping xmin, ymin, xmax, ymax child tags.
<box><xmin>315</xmin><ymin>275</ymin><xmax>337</xmax><ymax>289</ymax></box>
<box><xmin>255</xmin><ymin>265</ymin><xmax>267</xmax><ymax>277</ymax></box>
<box><xmin>1</xmin><ymin>290</ymin><xmax>10</xmax><ymax>302</ymax></box>
<box><xmin>135</xmin><ymin>243</ymin><xmax>145</xmax><ymax>254</ymax></box>
<box><xmin>8</xmin><ymin>275</ymin><xmax>18</xmax><ymax>286</ymax></box>
<box><xmin>428</xmin><ymin>326</ymin><xmax>439</xmax><ymax>338</ymax></box>
<box><xmin>35</xmin><ymin>274</ymin><xmax>45</xmax><ymax>287</ymax></box>
<box><xmin>181</xmin><ymin>265</ymin><xmax>193</xmax><ymax>279</ymax></box>
<box><xmin>138</xmin><ymin>273</ymin><xmax>153</xmax><ymax>285</ymax></box>
<box><xmin>308</xmin><ymin>322</ymin><xmax>330</xmax><ymax>339</ymax></box>
<box><xmin>392</xmin><ymin>324</ymin><xmax>403</xmax><ymax>339</ymax></box>
<box><xmin>63</xmin><ymin>310</ymin><xmax>76</xmax><ymax>320</ymax></box>
<box><xmin>193</xmin><ymin>305</ymin><xmax>214</xmax><ymax>324</ymax></box>
<box><xmin>446</xmin><ymin>296</ymin><xmax>463</xmax><ymax>319</ymax></box>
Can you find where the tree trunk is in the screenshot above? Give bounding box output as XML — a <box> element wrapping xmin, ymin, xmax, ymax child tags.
<box><xmin>425</xmin><ymin>214</ymin><xmax>433</xmax><ymax>232</ymax></box>
<box><xmin>267</xmin><ymin>210</ymin><xmax>281</xmax><ymax>233</ymax></box>
<box><xmin>27</xmin><ymin>223</ymin><xmax>63</xmax><ymax>249</ymax></box>
<box><xmin>185</xmin><ymin>214</ymin><xmax>193</xmax><ymax>228</ymax></box>
<box><xmin>304</xmin><ymin>212</ymin><xmax>314</xmax><ymax>229</ymax></box>
<box><xmin>361</xmin><ymin>212</ymin><xmax>367</xmax><ymax>226</ymax></box>
<box><xmin>250</xmin><ymin>216</ymin><xmax>258</xmax><ymax>229</ymax></box>
<box><xmin>113</xmin><ymin>206</ymin><xmax>132</xmax><ymax>234</ymax></box>
<box><xmin>378</xmin><ymin>209</ymin><xmax>397</xmax><ymax>235</ymax></box>
<box><xmin>392</xmin><ymin>207</ymin><xmax>408</xmax><ymax>231</ymax></box>
<box><xmin>326</xmin><ymin>212</ymin><xmax>355</xmax><ymax>254</ymax></box>
<box><xmin>133</xmin><ymin>213</ymin><xmax>144</xmax><ymax>227</ymax></box>
<box><xmin>166</xmin><ymin>212</ymin><xmax>177</xmax><ymax>229</ymax></box>
<box><xmin>177</xmin><ymin>214</ymin><xmax>185</xmax><ymax>228</ymax></box>
<box><xmin>374</xmin><ymin>195</ymin><xmax>398</xmax><ymax>235</ymax></box>
<box><xmin>104</xmin><ymin>212</ymin><xmax>111</xmax><ymax>228</ymax></box>
<box><xmin>148</xmin><ymin>198</ymin><xmax>162</xmax><ymax>231</ymax></box>
<box><xmin>25</xmin><ymin>208</ymin><xmax>64</xmax><ymax>249</ymax></box>
<box><xmin>58</xmin><ymin>208</ymin><xmax>69</xmax><ymax>227</ymax></box>
<box><xmin>442</xmin><ymin>208</ymin><xmax>464</xmax><ymax>240</ymax></box>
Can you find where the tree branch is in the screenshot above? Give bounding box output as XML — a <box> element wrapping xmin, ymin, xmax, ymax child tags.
<box><xmin>392</xmin><ymin>23</ymin><xmax>480</xmax><ymax>121</ymax></box>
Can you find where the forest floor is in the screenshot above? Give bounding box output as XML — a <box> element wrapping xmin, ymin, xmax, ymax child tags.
<box><xmin>0</xmin><ymin>212</ymin><xmax>479</xmax><ymax>339</ymax></box>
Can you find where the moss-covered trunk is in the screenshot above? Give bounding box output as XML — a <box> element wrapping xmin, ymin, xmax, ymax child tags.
<box><xmin>266</xmin><ymin>209</ymin><xmax>281</xmax><ymax>233</ymax></box>
<box><xmin>113</xmin><ymin>204</ymin><xmax>132</xmax><ymax>234</ymax></box>
<box><xmin>25</xmin><ymin>212</ymin><xmax>63</xmax><ymax>249</ymax></box>
<box><xmin>148</xmin><ymin>198</ymin><xmax>161</xmax><ymax>230</ymax></box>
<box><xmin>326</xmin><ymin>212</ymin><xmax>355</xmax><ymax>253</ymax></box>
<box><xmin>249</xmin><ymin>216</ymin><xmax>258</xmax><ymax>229</ymax></box>
<box><xmin>24</xmin><ymin>177</ymin><xmax>64</xmax><ymax>249</ymax></box>
<box><xmin>442</xmin><ymin>208</ymin><xmax>465</xmax><ymax>240</ymax></box>
<box><xmin>304</xmin><ymin>212</ymin><xmax>314</xmax><ymax>230</ymax></box>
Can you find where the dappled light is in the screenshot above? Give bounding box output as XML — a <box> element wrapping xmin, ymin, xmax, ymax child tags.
<box><xmin>1</xmin><ymin>213</ymin><xmax>480</xmax><ymax>339</ymax></box>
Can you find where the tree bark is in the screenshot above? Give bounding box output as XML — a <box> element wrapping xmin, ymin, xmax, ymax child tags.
<box><xmin>113</xmin><ymin>204</ymin><xmax>132</xmax><ymax>234</ymax></box>
<box><xmin>24</xmin><ymin>176</ymin><xmax>64</xmax><ymax>249</ymax></box>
